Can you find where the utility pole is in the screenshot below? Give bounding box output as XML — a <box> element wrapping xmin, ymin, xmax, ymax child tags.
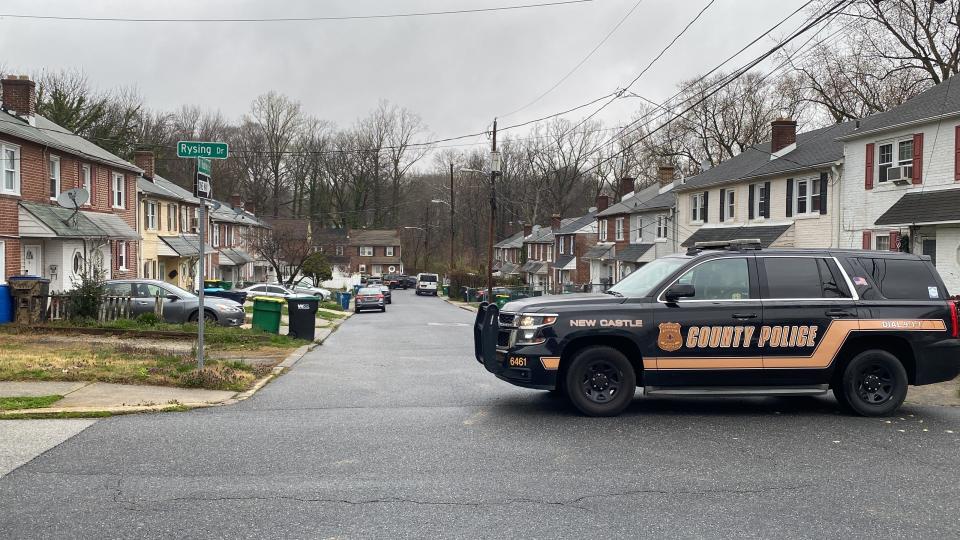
<box><xmin>449</xmin><ymin>163</ymin><xmax>455</xmax><ymax>274</ymax></box>
<box><xmin>424</xmin><ymin>202</ymin><xmax>430</xmax><ymax>273</ymax></box>
<box><xmin>487</xmin><ymin>119</ymin><xmax>498</xmax><ymax>301</ymax></box>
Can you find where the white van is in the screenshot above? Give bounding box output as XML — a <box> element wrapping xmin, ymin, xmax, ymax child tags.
<box><xmin>415</xmin><ymin>273</ymin><xmax>439</xmax><ymax>296</ymax></box>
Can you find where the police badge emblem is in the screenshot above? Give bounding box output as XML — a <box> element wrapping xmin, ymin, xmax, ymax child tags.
<box><xmin>657</xmin><ymin>322</ymin><xmax>683</xmax><ymax>352</ymax></box>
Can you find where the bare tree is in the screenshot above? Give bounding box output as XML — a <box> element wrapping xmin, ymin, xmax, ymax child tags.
<box><xmin>246</xmin><ymin>92</ymin><xmax>302</xmax><ymax>217</ymax></box>
<box><xmin>249</xmin><ymin>221</ymin><xmax>314</xmax><ymax>286</ymax></box>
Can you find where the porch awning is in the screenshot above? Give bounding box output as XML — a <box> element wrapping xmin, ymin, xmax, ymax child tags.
<box><xmin>160</xmin><ymin>235</ymin><xmax>215</xmax><ymax>257</ymax></box>
<box><xmin>82</xmin><ymin>211</ymin><xmax>140</xmax><ymax>240</ymax></box>
<box><xmin>500</xmin><ymin>261</ymin><xmax>521</xmax><ymax>275</ymax></box>
<box><xmin>219</xmin><ymin>248</ymin><xmax>254</xmax><ymax>265</ymax></box>
<box><xmin>582</xmin><ymin>243</ymin><xmax>614</xmax><ymax>260</ymax></box>
<box><xmin>554</xmin><ymin>255</ymin><xmax>576</xmax><ymax>271</ymax></box>
<box><xmin>614</xmin><ymin>244</ymin><xmax>654</xmax><ymax>263</ymax></box>
<box><xmin>875</xmin><ymin>188</ymin><xmax>960</xmax><ymax>226</ymax></box>
<box><xmin>681</xmin><ymin>225</ymin><xmax>792</xmax><ymax>248</ymax></box>
<box><xmin>218</xmin><ymin>250</ymin><xmax>240</xmax><ymax>266</ymax></box>
<box><xmin>19</xmin><ymin>201</ymin><xmax>105</xmax><ymax>238</ymax></box>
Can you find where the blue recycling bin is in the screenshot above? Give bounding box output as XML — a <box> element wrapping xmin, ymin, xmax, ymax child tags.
<box><xmin>0</xmin><ymin>284</ymin><xmax>12</xmax><ymax>324</ymax></box>
<box><xmin>339</xmin><ymin>291</ymin><xmax>352</xmax><ymax>310</ymax></box>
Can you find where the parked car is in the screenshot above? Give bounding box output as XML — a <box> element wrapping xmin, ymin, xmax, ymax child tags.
<box><xmin>415</xmin><ymin>273</ymin><xmax>439</xmax><ymax>296</ymax></box>
<box><xmin>379</xmin><ymin>284</ymin><xmax>392</xmax><ymax>304</ymax></box>
<box><xmin>105</xmin><ymin>280</ymin><xmax>245</xmax><ymax>326</ymax></box>
<box><xmin>383</xmin><ymin>274</ymin><xmax>401</xmax><ymax>289</ymax></box>
<box><xmin>400</xmin><ymin>275</ymin><xmax>417</xmax><ymax>289</ymax></box>
<box><xmin>292</xmin><ymin>277</ymin><xmax>331</xmax><ymax>300</ymax></box>
<box><xmin>240</xmin><ymin>283</ymin><xmax>298</xmax><ymax>299</ymax></box>
<box><xmin>354</xmin><ymin>286</ymin><xmax>386</xmax><ymax>313</ymax></box>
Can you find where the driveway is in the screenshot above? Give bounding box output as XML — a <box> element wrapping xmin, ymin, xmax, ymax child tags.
<box><xmin>1</xmin><ymin>289</ymin><xmax>959</xmax><ymax>538</ymax></box>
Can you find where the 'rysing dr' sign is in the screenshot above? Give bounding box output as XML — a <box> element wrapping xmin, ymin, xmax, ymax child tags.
<box><xmin>177</xmin><ymin>141</ymin><xmax>229</xmax><ymax>160</ymax></box>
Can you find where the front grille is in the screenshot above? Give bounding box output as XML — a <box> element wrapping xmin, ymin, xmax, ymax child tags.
<box><xmin>497</xmin><ymin>330</ymin><xmax>512</xmax><ymax>347</ymax></box>
<box><xmin>499</xmin><ymin>312</ymin><xmax>516</xmax><ymax>327</ymax></box>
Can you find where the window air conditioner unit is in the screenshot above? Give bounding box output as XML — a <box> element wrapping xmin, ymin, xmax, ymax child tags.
<box><xmin>190</xmin><ymin>217</ymin><xmax>199</xmax><ymax>233</ymax></box>
<box><xmin>886</xmin><ymin>166</ymin><xmax>910</xmax><ymax>185</ymax></box>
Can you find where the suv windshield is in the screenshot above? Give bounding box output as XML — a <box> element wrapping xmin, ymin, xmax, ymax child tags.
<box><xmin>607</xmin><ymin>257</ymin><xmax>688</xmax><ymax>298</ymax></box>
<box><xmin>420</xmin><ymin>275</ymin><xmax>438</xmax><ymax>282</ymax></box>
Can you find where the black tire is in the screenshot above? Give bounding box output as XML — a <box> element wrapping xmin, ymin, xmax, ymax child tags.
<box><xmin>354</xmin><ymin>308</ymin><xmax>360</xmax><ymax>314</ymax></box>
<box><xmin>189</xmin><ymin>309</ymin><xmax>217</xmax><ymax>324</ymax></box>
<box><xmin>833</xmin><ymin>349</ymin><xmax>908</xmax><ymax>417</ymax></box>
<box><xmin>381</xmin><ymin>306</ymin><xmax>386</xmax><ymax>312</ymax></box>
<box><xmin>564</xmin><ymin>346</ymin><xmax>636</xmax><ymax>417</ymax></box>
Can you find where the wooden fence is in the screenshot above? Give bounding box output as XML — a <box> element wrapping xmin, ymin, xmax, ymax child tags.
<box><xmin>46</xmin><ymin>294</ymin><xmax>165</xmax><ymax>322</ymax></box>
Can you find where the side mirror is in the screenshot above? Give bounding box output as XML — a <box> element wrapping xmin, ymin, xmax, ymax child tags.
<box><xmin>664</xmin><ymin>283</ymin><xmax>695</xmax><ymax>302</ymax></box>
<box><xmin>166</xmin><ymin>294</ymin><xmax>179</xmax><ymax>302</ymax></box>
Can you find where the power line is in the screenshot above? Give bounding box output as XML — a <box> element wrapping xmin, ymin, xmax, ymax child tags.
<box><xmin>0</xmin><ymin>0</ymin><xmax>594</xmax><ymax>23</ymax></box>
<box><xmin>498</xmin><ymin>0</ymin><xmax>648</xmax><ymax>120</ymax></box>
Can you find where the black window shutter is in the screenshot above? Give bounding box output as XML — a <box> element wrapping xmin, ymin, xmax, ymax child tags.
<box><xmin>702</xmin><ymin>191</ymin><xmax>709</xmax><ymax>223</ymax></box>
<box><xmin>763</xmin><ymin>181</ymin><xmax>772</xmax><ymax>218</ymax></box>
<box><xmin>785</xmin><ymin>179</ymin><xmax>793</xmax><ymax>218</ymax></box>
<box><xmin>748</xmin><ymin>184</ymin><xmax>755</xmax><ymax>220</ymax></box>
<box><xmin>719</xmin><ymin>189</ymin><xmax>726</xmax><ymax>221</ymax></box>
<box><xmin>819</xmin><ymin>172</ymin><xmax>828</xmax><ymax>214</ymax></box>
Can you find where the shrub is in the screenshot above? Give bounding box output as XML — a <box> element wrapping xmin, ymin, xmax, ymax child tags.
<box><xmin>135</xmin><ymin>313</ymin><xmax>161</xmax><ymax>326</ymax></box>
<box><xmin>67</xmin><ymin>255</ymin><xmax>107</xmax><ymax>320</ymax></box>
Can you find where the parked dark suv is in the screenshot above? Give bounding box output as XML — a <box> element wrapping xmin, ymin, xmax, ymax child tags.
<box><xmin>474</xmin><ymin>240</ymin><xmax>960</xmax><ymax>417</ymax></box>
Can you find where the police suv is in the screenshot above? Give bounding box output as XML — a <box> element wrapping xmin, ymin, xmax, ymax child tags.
<box><xmin>474</xmin><ymin>240</ymin><xmax>960</xmax><ymax>417</ymax></box>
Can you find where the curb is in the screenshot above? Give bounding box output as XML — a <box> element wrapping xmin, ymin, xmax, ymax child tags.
<box><xmin>1</xmin><ymin>316</ymin><xmax>349</xmax><ymax>418</ymax></box>
<box><xmin>442</xmin><ymin>296</ymin><xmax>479</xmax><ymax>313</ymax></box>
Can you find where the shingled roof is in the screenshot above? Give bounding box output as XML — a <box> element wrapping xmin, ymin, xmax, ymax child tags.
<box><xmin>348</xmin><ymin>229</ymin><xmax>401</xmax><ymax>246</ymax></box>
<box><xmin>875</xmin><ymin>188</ymin><xmax>960</xmax><ymax>226</ymax></box>
<box><xmin>838</xmin><ymin>78</ymin><xmax>960</xmax><ymax>140</ymax></box>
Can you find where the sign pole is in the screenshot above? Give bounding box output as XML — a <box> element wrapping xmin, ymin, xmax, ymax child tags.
<box><xmin>197</xmin><ymin>197</ymin><xmax>206</xmax><ymax>369</ymax></box>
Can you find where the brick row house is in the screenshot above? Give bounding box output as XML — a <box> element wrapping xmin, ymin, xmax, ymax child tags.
<box><xmin>347</xmin><ymin>229</ymin><xmax>403</xmax><ymax>276</ymax></box>
<box><xmin>1</xmin><ymin>75</ymin><xmax>141</xmax><ymax>290</ymax></box>
<box><xmin>551</xmin><ymin>208</ymin><xmax>598</xmax><ymax>292</ymax></box>
<box><xmin>493</xmin><ymin>230</ymin><xmax>524</xmax><ymax>278</ymax></box>
<box><xmin>520</xmin><ymin>224</ymin><xmax>554</xmax><ymax>293</ymax></box>
<box><xmin>209</xmin><ymin>195</ymin><xmax>270</xmax><ymax>285</ymax></box>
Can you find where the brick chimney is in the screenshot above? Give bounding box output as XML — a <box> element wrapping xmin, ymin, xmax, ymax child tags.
<box><xmin>658</xmin><ymin>165</ymin><xmax>675</xmax><ymax>187</ymax></box>
<box><xmin>596</xmin><ymin>195</ymin><xmax>610</xmax><ymax>211</ymax></box>
<box><xmin>618</xmin><ymin>177</ymin><xmax>635</xmax><ymax>200</ymax></box>
<box><xmin>1</xmin><ymin>75</ymin><xmax>37</xmax><ymax>123</ymax></box>
<box><xmin>523</xmin><ymin>224</ymin><xmax>533</xmax><ymax>238</ymax></box>
<box><xmin>133</xmin><ymin>150</ymin><xmax>155</xmax><ymax>180</ymax></box>
<box><xmin>550</xmin><ymin>214</ymin><xmax>562</xmax><ymax>231</ymax></box>
<box><xmin>244</xmin><ymin>201</ymin><xmax>256</xmax><ymax>215</ymax></box>
<box><xmin>230</xmin><ymin>194</ymin><xmax>242</xmax><ymax>209</ymax></box>
<box><xmin>771</xmin><ymin>118</ymin><xmax>797</xmax><ymax>153</ymax></box>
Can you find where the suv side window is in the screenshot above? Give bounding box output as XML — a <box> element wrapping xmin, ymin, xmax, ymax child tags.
<box><xmin>676</xmin><ymin>258</ymin><xmax>750</xmax><ymax>300</ymax></box>
<box><xmin>105</xmin><ymin>283</ymin><xmax>132</xmax><ymax>296</ymax></box>
<box><xmin>763</xmin><ymin>257</ymin><xmax>851</xmax><ymax>299</ymax></box>
<box><xmin>268</xmin><ymin>286</ymin><xmax>287</xmax><ymax>294</ymax></box>
<box><xmin>857</xmin><ymin>257</ymin><xmax>940</xmax><ymax>300</ymax></box>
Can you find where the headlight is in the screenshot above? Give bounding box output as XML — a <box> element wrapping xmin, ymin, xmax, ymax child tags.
<box><xmin>222</xmin><ymin>305</ymin><xmax>244</xmax><ymax>313</ymax></box>
<box><xmin>517</xmin><ymin>314</ymin><xmax>557</xmax><ymax>329</ymax></box>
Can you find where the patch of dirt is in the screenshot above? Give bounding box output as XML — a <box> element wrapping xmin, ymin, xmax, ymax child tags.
<box><xmin>36</xmin><ymin>334</ymin><xmax>193</xmax><ymax>355</ymax></box>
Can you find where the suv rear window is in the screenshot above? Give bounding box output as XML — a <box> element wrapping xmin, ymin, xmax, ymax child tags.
<box><xmin>762</xmin><ymin>257</ymin><xmax>851</xmax><ymax>299</ymax></box>
<box><xmin>420</xmin><ymin>275</ymin><xmax>437</xmax><ymax>282</ymax></box>
<box><xmin>856</xmin><ymin>257</ymin><xmax>940</xmax><ymax>300</ymax></box>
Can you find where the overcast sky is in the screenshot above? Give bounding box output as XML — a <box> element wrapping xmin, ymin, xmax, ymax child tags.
<box><xmin>1</xmin><ymin>0</ymin><xmax>811</xmax><ymax>147</ymax></box>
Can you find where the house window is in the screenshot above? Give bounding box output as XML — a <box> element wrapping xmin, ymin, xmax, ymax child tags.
<box><xmin>615</xmin><ymin>218</ymin><xmax>624</xmax><ymax>241</ymax></box>
<box><xmin>360</xmin><ymin>246</ymin><xmax>373</xmax><ymax>256</ymax></box>
<box><xmin>559</xmin><ymin>237</ymin><xmax>565</xmax><ymax>255</ymax></box>
<box><xmin>112</xmin><ymin>173</ymin><xmax>125</xmax><ymax>208</ymax></box>
<box><xmin>117</xmin><ymin>241</ymin><xmax>127</xmax><ymax>270</ymax></box>
<box><xmin>73</xmin><ymin>251</ymin><xmax>83</xmax><ymax>275</ymax></box>
<box><xmin>167</xmin><ymin>204</ymin><xmax>176</xmax><ymax>231</ymax></box>
<box><xmin>528</xmin><ymin>244</ymin><xmax>534</xmax><ymax>259</ymax></box>
<box><xmin>336</xmin><ymin>245</ymin><xmax>344</xmax><ymax>256</ymax></box>
<box><xmin>599</xmin><ymin>219</ymin><xmax>608</xmax><ymax>241</ymax></box>
<box><xmin>1</xmin><ymin>143</ymin><xmax>19</xmax><ymax>195</ymax></box>
<box><xmin>48</xmin><ymin>155</ymin><xmax>61</xmax><ymax>200</ymax></box>
<box><xmin>726</xmin><ymin>190</ymin><xmax>735</xmax><ymax>220</ymax></box>
<box><xmin>752</xmin><ymin>183</ymin><xmax>766</xmax><ymax>218</ymax></box>
<box><xmin>180</xmin><ymin>206</ymin><xmax>187</xmax><ymax>231</ymax></box>
<box><xmin>875</xmin><ymin>235</ymin><xmax>890</xmax><ymax>251</ymax></box>
<box><xmin>656</xmin><ymin>215</ymin><xmax>668</xmax><ymax>239</ymax></box>
<box><xmin>690</xmin><ymin>193</ymin><xmax>704</xmax><ymax>222</ymax></box>
<box><xmin>359</xmin><ymin>264</ymin><xmax>367</xmax><ymax>273</ymax></box>
<box><xmin>386</xmin><ymin>246</ymin><xmax>395</xmax><ymax>257</ymax></box>
<box><xmin>145</xmin><ymin>201</ymin><xmax>157</xmax><ymax>230</ymax></box>
<box><xmin>546</xmin><ymin>245</ymin><xmax>553</xmax><ymax>262</ymax></box>
<box><xmin>213</xmin><ymin>224</ymin><xmax>220</xmax><ymax>247</ymax></box>
<box><xmin>81</xmin><ymin>165</ymin><xmax>91</xmax><ymax>204</ymax></box>
<box><xmin>796</xmin><ymin>179</ymin><xmax>821</xmax><ymax>214</ymax></box>
<box><xmin>877</xmin><ymin>139</ymin><xmax>914</xmax><ymax>183</ymax></box>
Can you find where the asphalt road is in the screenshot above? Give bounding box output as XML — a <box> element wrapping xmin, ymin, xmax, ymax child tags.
<box><xmin>2</xmin><ymin>289</ymin><xmax>959</xmax><ymax>538</ymax></box>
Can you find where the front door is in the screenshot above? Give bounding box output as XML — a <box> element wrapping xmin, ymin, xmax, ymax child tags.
<box><xmin>22</xmin><ymin>245</ymin><xmax>41</xmax><ymax>276</ymax></box>
<box><xmin>757</xmin><ymin>256</ymin><xmax>854</xmax><ymax>387</ymax></box>
<box><xmin>922</xmin><ymin>238</ymin><xmax>936</xmax><ymax>265</ymax></box>
<box><xmin>649</xmin><ymin>256</ymin><xmax>763</xmax><ymax>386</ymax></box>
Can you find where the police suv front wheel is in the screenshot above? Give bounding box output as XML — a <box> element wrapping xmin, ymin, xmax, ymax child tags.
<box><xmin>564</xmin><ymin>346</ymin><xmax>636</xmax><ymax>417</ymax></box>
<box><xmin>834</xmin><ymin>350</ymin><xmax>908</xmax><ymax>417</ymax></box>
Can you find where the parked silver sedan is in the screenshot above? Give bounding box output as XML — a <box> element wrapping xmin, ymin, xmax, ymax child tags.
<box><xmin>354</xmin><ymin>286</ymin><xmax>386</xmax><ymax>313</ymax></box>
<box><xmin>105</xmin><ymin>280</ymin><xmax>246</xmax><ymax>326</ymax></box>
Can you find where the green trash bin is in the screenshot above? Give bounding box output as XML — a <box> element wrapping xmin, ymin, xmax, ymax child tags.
<box><xmin>220</xmin><ymin>281</ymin><xmax>233</xmax><ymax>290</ymax></box>
<box><xmin>251</xmin><ymin>296</ymin><xmax>284</xmax><ymax>334</ymax></box>
<box><xmin>495</xmin><ymin>294</ymin><xmax>510</xmax><ymax>308</ymax></box>
<box><xmin>441</xmin><ymin>285</ymin><xmax>449</xmax><ymax>297</ymax></box>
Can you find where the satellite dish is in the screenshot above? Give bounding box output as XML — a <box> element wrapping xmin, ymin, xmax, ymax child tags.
<box><xmin>56</xmin><ymin>187</ymin><xmax>89</xmax><ymax>209</ymax></box>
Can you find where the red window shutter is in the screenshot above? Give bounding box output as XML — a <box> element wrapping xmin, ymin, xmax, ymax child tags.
<box><xmin>912</xmin><ymin>133</ymin><xmax>923</xmax><ymax>184</ymax></box>
<box><xmin>955</xmin><ymin>125</ymin><xmax>960</xmax><ymax>182</ymax></box>
<box><xmin>889</xmin><ymin>231</ymin><xmax>899</xmax><ymax>252</ymax></box>
<box><xmin>865</xmin><ymin>143</ymin><xmax>874</xmax><ymax>190</ymax></box>
<box><xmin>862</xmin><ymin>231</ymin><xmax>872</xmax><ymax>250</ymax></box>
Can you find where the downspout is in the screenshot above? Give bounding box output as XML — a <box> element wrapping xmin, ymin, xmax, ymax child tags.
<box><xmin>831</xmin><ymin>162</ymin><xmax>842</xmax><ymax>248</ymax></box>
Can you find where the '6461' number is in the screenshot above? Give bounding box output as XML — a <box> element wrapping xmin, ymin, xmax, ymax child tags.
<box><xmin>508</xmin><ymin>356</ymin><xmax>527</xmax><ymax>367</ymax></box>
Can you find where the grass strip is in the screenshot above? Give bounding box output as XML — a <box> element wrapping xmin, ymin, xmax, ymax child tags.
<box><xmin>0</xmin><ymin>395</ymin><xmax>63</xmax><ymax>411</ymax></box>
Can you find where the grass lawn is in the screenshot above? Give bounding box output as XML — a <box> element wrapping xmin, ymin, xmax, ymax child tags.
<box><xmin>43</xmin><ymin>319</ymin><xmax>307</xmax><ymax>351</ymax></box>
<box><xmin>0</xmin><ymin>395</ymin><xmax>63</xmax><ymax>411</ymax></box>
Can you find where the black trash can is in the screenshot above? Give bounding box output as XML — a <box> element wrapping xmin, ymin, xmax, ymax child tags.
<box><xmin>286</xmin><ymin>295</ymin><xmax>319</xmax><ymax>341</ymax></box>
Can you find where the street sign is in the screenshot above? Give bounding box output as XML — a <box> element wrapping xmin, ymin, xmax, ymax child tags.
<box><xmin>197</xmin><ymin>156</ymin><xmax>212</xmax><ymax>177</ymax></box>
<box><xmin>177</xmin><ymin>141</ymin><xmax>229</xmax><ymax>159</ymax></box>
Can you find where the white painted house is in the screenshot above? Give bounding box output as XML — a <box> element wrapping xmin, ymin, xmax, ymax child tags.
<box><xmin>837</xmin><ymin>79</ymin><xmax>960</xmax><ymax>294</ymax></box>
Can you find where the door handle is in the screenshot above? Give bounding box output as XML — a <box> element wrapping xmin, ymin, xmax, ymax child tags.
<box><xmin>135</xmin><ymin>301</ymin><xmax>150</xmax><ymax>305</ymax></box>
<box><xmin>732</xmin><ymin>313</ymin><xmax>757</xmax><ymax>320</ymax></box>
<box><xmin>825</xmin><ymin>309</ymin><xmax>855</xmax><ymax>318</ymax></box>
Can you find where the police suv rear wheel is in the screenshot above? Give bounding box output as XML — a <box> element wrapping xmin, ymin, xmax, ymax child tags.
<box><xmin>564</xmin><ymin>346</ymin><xmax>636</xmax><ymax>417</ymax></box>
<box><xmin>834</xmin><ymin>350</ymin><xmax>908</xmax><ymax>416</ymax></box>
